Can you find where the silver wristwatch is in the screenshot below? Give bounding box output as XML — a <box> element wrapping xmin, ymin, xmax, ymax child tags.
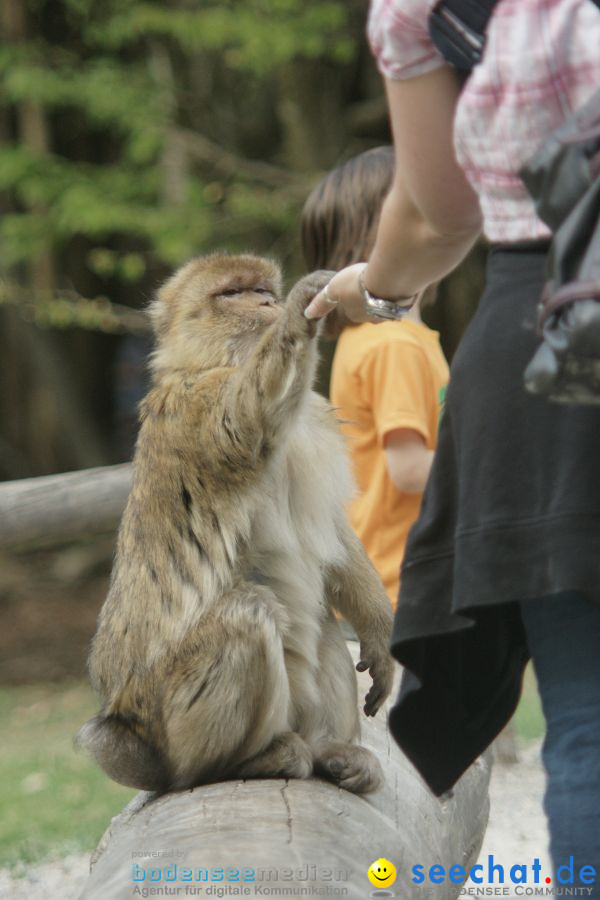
<box><xmin>358</xmin><ymin>270</ymin><xmax>417</xmax><ymax>321</ymax></box>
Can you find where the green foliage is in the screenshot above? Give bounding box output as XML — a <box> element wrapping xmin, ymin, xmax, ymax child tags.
<box><xmin>0</xmin><ymin>0</ymin><xmax>359</xmax><ymax>321</ymax></box>
<box><xmin>0</xmin><ymin>48</ymin><xmax>163</xmax><ymax>163</ymax></box>
<box><xmin>87</xmin><ymin>249</ymin><xmax>146</xmax><ymax>281</ymax></box>
<box><xmin>91</xmin><ymin>1</ymin><xmax>355</xmax><ymax>72</ymax></box>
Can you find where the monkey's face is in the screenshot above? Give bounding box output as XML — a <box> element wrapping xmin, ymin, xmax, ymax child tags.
<box><xmin>209</xmin><ymin>279</ymin><xmax>282</xmax><ymax>324</ymax></box>
<box><xmin>150</xmin><ymin>254</ymin><xmax>284</xmax><ymax>372</ymax></box>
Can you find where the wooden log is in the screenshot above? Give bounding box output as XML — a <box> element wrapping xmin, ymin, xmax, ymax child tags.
<box><xmin>0</xmin><ymin>464</ymin><xmax>131</xmax><ymax>549</ymax></box>
<box><xmin>81</xmin><ymin>649</ymin><xmax>491</xmax><ymax>900</ymax></box>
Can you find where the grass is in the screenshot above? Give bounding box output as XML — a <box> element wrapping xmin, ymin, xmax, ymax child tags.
<box><xmin>0</xmin><ymin>682</ymin><xmax>135</xmax><ymax>870</ymax></box>
<box><xmin>514</xmin><ymin>663</ymin><xmax>546</xmax><ymax>741</ymax></box>
<box><xmin>0</xmin><ymin>667</ymin><xmax>545</xmax><ymax>871</ymax></box>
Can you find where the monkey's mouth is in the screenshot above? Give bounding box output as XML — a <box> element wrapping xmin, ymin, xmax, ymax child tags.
<box><xmin>258</xmin><ymin>302</ymin><xmax>281</xmax><ymax>316</ymax></box>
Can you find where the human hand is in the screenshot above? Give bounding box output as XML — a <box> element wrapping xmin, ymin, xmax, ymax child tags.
<box><xmin>285</xmin><ymin>269</ymin><xmax>335</xmax><ymax>336</ymax></box>
<box><xmin>304</xmin><ymin>263</ymin><xmax>379</xmax><ymax>324</ymax></box>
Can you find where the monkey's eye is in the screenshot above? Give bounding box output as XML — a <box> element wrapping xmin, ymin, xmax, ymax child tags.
<box><xmin>219</xmin><ymin>288</ymin><xmax>241</xmax><ymax>298</ymax></box>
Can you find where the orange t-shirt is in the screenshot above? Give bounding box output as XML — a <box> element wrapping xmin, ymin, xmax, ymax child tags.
<box><xmin>330</xmin><ymin>319</ymin><xmax>449</xmax><ymax>608</ymax></box>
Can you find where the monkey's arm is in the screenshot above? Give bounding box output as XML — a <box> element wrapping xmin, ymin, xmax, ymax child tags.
<box><xmin>226</xmin><ymin>271</ymin><xmax>333</xmax><ymax>443</ymax></box>
<box><xmin>326</xmin><ymin>522</ymin><xmax>394</xmax><ymax>717</ymax></box>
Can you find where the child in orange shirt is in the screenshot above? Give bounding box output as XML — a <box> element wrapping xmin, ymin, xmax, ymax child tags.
<box><xmin>302</xmin><ymin>147</ymin><xmax>449</xmax><ymax>608</ymax></box>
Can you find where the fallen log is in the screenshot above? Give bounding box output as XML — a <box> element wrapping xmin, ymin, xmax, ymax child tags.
<box><xmin>0</xmin><ymin>464</ymin><xmax>131</xmax><ymax>549</ymax></box>
<box><xmin>81</xmin><ymin>648</ymin><xmax>491</xmax><ymax>900</ymax></box>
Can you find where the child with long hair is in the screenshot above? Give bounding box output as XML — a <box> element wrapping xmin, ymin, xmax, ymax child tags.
<box><xmin>302</xmin><ymin>147</ymin><xmax>448</xmax><ymax>607</ymax></box>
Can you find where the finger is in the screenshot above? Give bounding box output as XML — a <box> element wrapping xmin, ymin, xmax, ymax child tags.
<box><xmin>304</xmin><ymin>288</ymin><xmax>338</xmax><ymax>320</ymax></box>
<box><xmin>364</xmin><ymin>696</ymin><xmax>379</xmax><ymax>717</ymax></box>
<box><xmin>364</xmin><ymin>686</ymin><xmax>376</xmax><ymax>714</ymax></box>
<box><xmin>364</xmin><ymin>688</ymin><xmax>384</xmax><ymax>717</ymax></box>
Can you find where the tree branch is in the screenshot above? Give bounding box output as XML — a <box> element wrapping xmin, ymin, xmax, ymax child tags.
<box><xmin>178</xmin><ymin>128</ymin><xmax>310</xmax><ymax>192</ymax></box>
<box><xmin>0</xmin><ymin>280</ymin><xmax>151</xmax><ymax>335</ymax></box>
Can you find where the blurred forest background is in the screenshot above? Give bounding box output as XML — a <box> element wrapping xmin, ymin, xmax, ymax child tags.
<box><xmin>0</xmin><ymin>0</ymin><xmax>489</xmax><ymax>871</ymax></box>
<box><xmin>0</xmin><ymin>0</ymin><xmax>484</xmax><ymax>481</ymax></box>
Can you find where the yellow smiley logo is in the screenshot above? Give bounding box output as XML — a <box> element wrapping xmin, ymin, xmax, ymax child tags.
<box><xmin>368</xmin><ymin>858</ymin><xmax>397</xmax><ymax>889</ymax></box>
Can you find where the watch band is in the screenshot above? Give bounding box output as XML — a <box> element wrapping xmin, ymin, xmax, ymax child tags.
<box><xmin>358</xmin><ymin>270</ymin><xmax>418</xmax><ymax>321</ymax></box>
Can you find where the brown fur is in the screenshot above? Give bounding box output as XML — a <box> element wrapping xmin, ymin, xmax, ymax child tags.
<box><xmin>76</xmin><ymin>253</ymin><xmax>394</xmax><ymax>794</ymax></box>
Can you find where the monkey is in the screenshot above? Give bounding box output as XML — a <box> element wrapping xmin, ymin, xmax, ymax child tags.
<box><xmin>76</xmin><ymin>253</ymin><xmax>394</xmax><ymax>795</ymax></box>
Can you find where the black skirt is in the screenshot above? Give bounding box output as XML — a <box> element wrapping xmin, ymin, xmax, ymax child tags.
<box><xmin>390</xmin><ymin>245</ymin><xmax>600</xmax><ymax>795</ymax></box>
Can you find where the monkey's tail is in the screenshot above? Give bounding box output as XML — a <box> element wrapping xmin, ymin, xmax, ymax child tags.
<box><xmin>75</xmin><ymin>715</ymin><xmax>168</xmax><ymax>792</ymax></box>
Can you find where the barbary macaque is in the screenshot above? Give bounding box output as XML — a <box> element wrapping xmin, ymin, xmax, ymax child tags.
<box><xmin>77</xmin><ymin>254</ymin><xmax>394</xmax><ymax>794</ymax></box>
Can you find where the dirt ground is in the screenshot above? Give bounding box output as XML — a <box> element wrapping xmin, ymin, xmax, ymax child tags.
<box><xmin>478</xmin><ymin>741</ymin><xmax>552</xmax><ymax>889</ymax></box>
<box><xmin>0</xmin><ymin>544</ymin><xmax>112</xmax><ymax>685</ymax></box>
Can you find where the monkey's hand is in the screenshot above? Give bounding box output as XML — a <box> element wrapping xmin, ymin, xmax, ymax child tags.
<box><xmin>285</xmin><ymin>270</ymin><xmax>335</xmax><ymax>336</ymax></box>
<box><xmin>356</xmin><ymin>643</ymin><xmax>394</xmax><ymax>717</ymax></box>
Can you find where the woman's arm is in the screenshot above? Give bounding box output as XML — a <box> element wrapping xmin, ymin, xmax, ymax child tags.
<box><xmin>305</xmin><ymin>66</ymin><xmax>482</xmax><ymax>321</ymax></box>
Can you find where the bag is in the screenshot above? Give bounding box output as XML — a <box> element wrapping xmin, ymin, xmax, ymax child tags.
<box><xmin>520</xmin><ymin>90</ymin><xmax>600</xmax><ymax>403</ymax></box>
<box><xmin>429</xmin><ymin>0</ymin><xmax>600</xmax><ymax>404</ymax></box>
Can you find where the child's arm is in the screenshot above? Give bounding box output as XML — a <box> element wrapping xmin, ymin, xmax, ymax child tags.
<box><xmin>384</xmin><ymin>428</ymin><xmax>434</xmax><ymax>494</ymax></box>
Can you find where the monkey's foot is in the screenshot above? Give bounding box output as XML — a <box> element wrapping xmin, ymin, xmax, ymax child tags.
<box><xmin>314</xmin><ymin>741</ymin><xmax>383</xmax><ymax>794</ymax></box>
<box><xmin>235</xmin><ymin>732</ymin><xmax>313</xmax><ymax>781</ymax></box>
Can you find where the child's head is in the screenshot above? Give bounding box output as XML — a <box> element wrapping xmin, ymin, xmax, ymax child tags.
<box><xmin>301</xmin><ymin>147</ymin><xmax>394</xmax><ymax>338</ymax></box>
<box><xmin>301</xmin><ymin>146</ymin><xmax>437</xmax><ymax>337</ymax></box>
<box><xmin>301</xmin><ymin>146</ymin><xmax>394</xmax><ymax>272</ymax></box>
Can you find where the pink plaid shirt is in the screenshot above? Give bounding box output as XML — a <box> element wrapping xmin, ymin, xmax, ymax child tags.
<box><xmin>368</xmin><ymin>0</ymin><xmax>600</xmax><ymax>242</ymax></box>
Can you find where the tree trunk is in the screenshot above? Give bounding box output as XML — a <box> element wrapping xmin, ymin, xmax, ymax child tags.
<box><xmin>0</xmin><ymin>464</ymin><xmax>132</xmax><ymax>549</ymax></box>
<box><xmin>81</xmin><ymin>649</ymin><xmax>491</xmax><ymax>900</ymax></box>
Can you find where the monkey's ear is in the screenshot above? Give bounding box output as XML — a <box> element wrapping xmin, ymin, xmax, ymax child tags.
<box><xmin>267</xmin><ymin>262</ymin><xmax>284</xmax><ymax>300</ymax></box>
<box><xmin>149</xmin><ymin>258</ymin><xmax>199</xmax><ymax>338</ymax></box>
<box><xmin>147</xmin><ymin>293</ymin><xmax>171</xmax><ymax>340</ymax></box>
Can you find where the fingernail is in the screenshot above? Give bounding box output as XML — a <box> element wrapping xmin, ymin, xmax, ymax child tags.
<box><xmin>304</xmin><ymin>304</ymin><xmax>317</xmax><ymax>319</ymax></box>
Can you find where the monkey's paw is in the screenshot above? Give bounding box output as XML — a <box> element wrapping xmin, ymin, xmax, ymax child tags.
<box><xmin>315</xmin><ymin>742</ymin><xmax>383</xmax><ymax>794</ymax></box>
<box><xmin>236</xmin><ymin>732</ymin><xmax>313</xmax><ymax>781</ymax></box>
<box><xmin>285</xmin><ymin>270</ymin><xmax>335</xmax><ymax>335</ymax></box>
<box><xmin>356</xmin><ymin>647</ymin><xmax>394</xmax><ymax>717</ymax></box>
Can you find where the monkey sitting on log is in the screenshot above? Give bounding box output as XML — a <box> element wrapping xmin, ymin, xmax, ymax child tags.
<box><xmin>77</xmin><ymin>254</ymin><xmax>394</xmax><ymax>795</ymax></box>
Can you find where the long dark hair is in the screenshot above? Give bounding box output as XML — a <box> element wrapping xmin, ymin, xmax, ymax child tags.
<box><xmin>301</xmin><ymin>146</ymin><xmax>394</xmax><ymax>337</ymax></box>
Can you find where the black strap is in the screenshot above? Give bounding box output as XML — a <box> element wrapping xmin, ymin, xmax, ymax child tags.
<box><xmin>429</xmin><ymin>0</ymin><xmax>600</xmax><ymax>78</ymax></box>
<box><xmin>428</xmin><ymin>0</ymin><xmax>499</xmax><ymax>76</ymax></box>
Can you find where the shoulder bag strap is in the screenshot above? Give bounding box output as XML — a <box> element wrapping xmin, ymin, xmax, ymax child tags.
<box><xmin>428</xmin><ymin>0</ymin><xmax>499</xmax><ymax>76</ymax></box>
<box><xmin>429</xmin><ymin>0</ymin><xmax>599</xmax><ymax>78</ymax></box>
